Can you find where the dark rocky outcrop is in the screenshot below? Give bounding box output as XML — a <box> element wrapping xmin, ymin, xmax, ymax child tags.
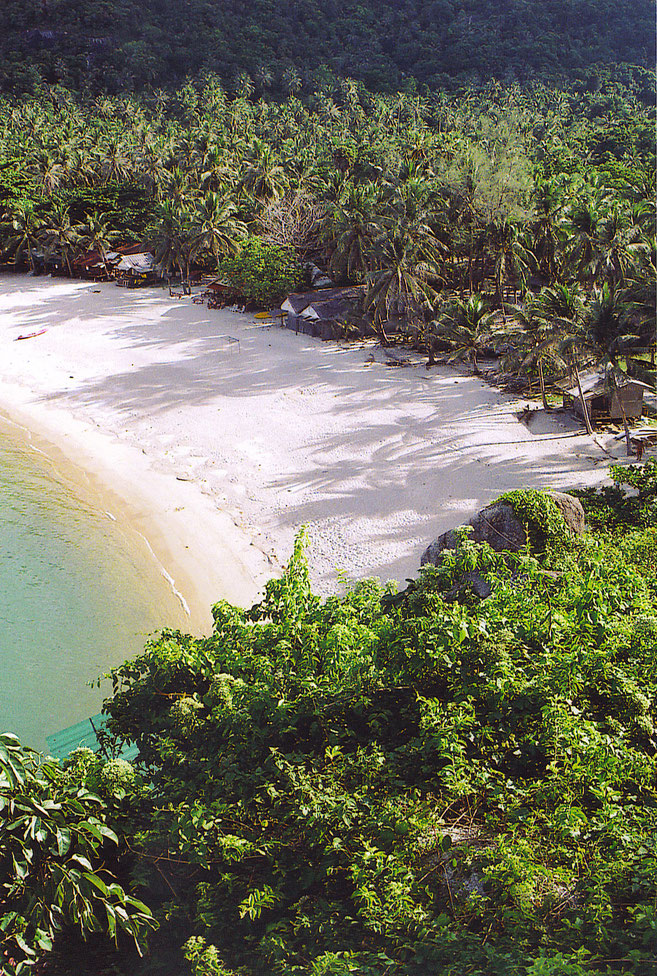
<box><xmin>421</xmin><ymin>490</ymin><xmax>586</xmax><ymax>567</ymax></box>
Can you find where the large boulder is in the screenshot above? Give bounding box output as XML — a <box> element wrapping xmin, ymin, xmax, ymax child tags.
<box><xmin>548</xmin><ymin>490</ymin><xmax>586</xmax><ymax>536</ymax></box>
<box><xmin>421</xmin><ymin>490</ymin><xmax>585</xmax><ymax>566</ymax></box>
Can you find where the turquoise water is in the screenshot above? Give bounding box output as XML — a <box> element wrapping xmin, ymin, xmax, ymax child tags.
<box><xmin>0</xmin><ymin>430</ymin><xmax>187</xmax><ymax>752</ymax></box>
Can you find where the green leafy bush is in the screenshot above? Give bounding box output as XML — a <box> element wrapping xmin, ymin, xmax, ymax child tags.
<box><xmin>219</xmin><ymin>238</ymin><xmax>302</xmax><ymax>307</ymax></box>
<box><xmin>0</xmin><ymin>734</ymin><xmax>155</xmax><ymax>974</ymax></box>
<box><xmin>96</xmin><ymin>477</ymin><xmax>657</xmax><ymax>976</ymax></box>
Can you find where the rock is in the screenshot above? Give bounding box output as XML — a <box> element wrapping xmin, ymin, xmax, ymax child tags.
<box><xmin>547</xmin><ymin>490</ymin><xmax>586</xmax><ymax>536</ymax></box>
<box><xmin>421</xmin><ymin>502</ymin><xmax>525</xmax><ymax>565</ymax></box>
<box><xmin>421</xmin><ymin>490</ymin><xmax>585</xmax><ymax>566</ymax></box>
<box><xmin>442</xmin><ymin>571</ymin><xmax>493</xmax><ymax>603</ymax></box>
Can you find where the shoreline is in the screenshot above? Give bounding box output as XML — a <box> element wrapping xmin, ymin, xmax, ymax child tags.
<box><xmin>0</xmin><ymin>373</ymin><xmax>268</xmax><ymax>634</ymax></box>
<box><xmin>0</xmin><ymin>274</ymin><xmax>628</xmax><ymax>630</ymax></box>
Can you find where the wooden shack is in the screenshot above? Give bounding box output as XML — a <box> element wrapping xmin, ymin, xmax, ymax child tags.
<box><xmin>280</xmin><ymin>286</ymin><xmax>366</xmax><ymax>340</ymax></box>
<box><xmin>113</xmin><ymin>248</ymin><xmax>157</xmax><ymax>288</ymax></box>
<box><xmin>72</xmin><ymin>249</ymin><xmax>111</xmax><ymax>280</ymax></box>
<box><xmin>557</xmin><ymin>371</ymin><xmax>652</xmax><ymax>421</ymax></box>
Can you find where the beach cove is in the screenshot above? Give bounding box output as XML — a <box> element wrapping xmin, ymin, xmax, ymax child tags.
<box><xmin>0</xmin><ymin>274</ymin><xmax>629</xmax><ymax>689</ymax></box>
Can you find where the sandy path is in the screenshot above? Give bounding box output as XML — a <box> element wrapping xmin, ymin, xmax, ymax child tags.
<box><xmin>0</xmin><ymin>275</ymin><xmax>623</xmax><ymax>626</ymax></box>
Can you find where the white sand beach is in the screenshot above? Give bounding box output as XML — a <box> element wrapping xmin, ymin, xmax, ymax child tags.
<box><xmin>0</xmin><ymin>275</ymin><xmax>628</xmax><ymax>631</ymax></box>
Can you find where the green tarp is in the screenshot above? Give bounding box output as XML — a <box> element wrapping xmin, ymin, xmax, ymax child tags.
<box><xmin>46</xmin><ymin>714</ymin><xmax>139</xmax><ymax>762</ymax></box>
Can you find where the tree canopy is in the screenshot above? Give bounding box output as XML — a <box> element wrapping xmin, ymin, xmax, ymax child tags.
<box><xmin>0</xmin><ymin>0</ymin><xmax>654</xmax><ymax>96</ymax></box>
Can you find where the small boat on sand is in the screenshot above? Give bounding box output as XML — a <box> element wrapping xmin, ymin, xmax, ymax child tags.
<box><xmin>15</xmin><ymin>329</ymin><xmax>47</xmax><ymax>341</ymax></box>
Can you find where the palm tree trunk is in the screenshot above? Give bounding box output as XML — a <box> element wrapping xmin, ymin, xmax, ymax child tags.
<box><xmin>618</xmin><ymin>397</ymin><xmax>633</xmax><ymax>457</ymax></box>
<box><xmin>538</xmin><ymin>358</ymin><xmax>549</xmax><ymax>411</ymax></box>
<box><xmin>610</xmin><ymin>374</ymin><xmax>633</xmax><ymax>456</ymax></box>
<box><xmin>468</xmin><ymin>229</ymin><xmax>474</xmax><ymax>295</ymax></box>
<box><xmin>573</xmin><ymin>362</ymin><xmax>594</xmax><ymax>436</ymax></box>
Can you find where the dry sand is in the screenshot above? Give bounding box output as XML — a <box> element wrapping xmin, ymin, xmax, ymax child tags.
<box><xmin>0</xmin><ymin>275</ymin><xmax>627</xmax><ymax>631</ymax></box>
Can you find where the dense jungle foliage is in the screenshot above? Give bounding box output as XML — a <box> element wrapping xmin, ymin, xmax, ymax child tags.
<box><xmin>1</xmin><ymin>0</ymin><xmax>655</xmax><ymax>96</ymax></box>
<box><xmin>0</xmin><ymin>78</ymin><xmax>654</xmax><ymax>384</ymax></box>
<box><xmin>2</xmin><ymin>465</ymin><xmax>656</xmax><ymax>975</ymax></box>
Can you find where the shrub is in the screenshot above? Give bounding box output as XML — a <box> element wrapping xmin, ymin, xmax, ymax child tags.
<box><xmin>219</xmin><ymin>237</ymin><xmax>303</xmax><ymax>306</ymax></box>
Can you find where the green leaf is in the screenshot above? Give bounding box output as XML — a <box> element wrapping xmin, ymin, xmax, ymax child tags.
<box><xmin>83</xmin><ymin>872</ymin><xmax>110</xmax><ymax>898</ymax></box>
<box><xmin>56</xmin><ymin>826</ymin><xmax>71</xmax><ymax>856</ymax></box>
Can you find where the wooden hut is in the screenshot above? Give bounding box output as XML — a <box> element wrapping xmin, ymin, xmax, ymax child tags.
<box><xmin>72</xmin><ymin>249</ymin><xmax>111</xmax><ymax>280</ymax></box>
<box><xmin>113</xmin><ymin>249</ymin><xmax>157</xmax><ymax>288</ymax></box>
<box><xmin>280</xmin><ymin>286</ymin><xmax>366</xmax><ymax>340</ymax></box>
<box><xmin>557</xmin><ymin>371</ymin><xmax>652</xmax><ymax>422</ymax></box>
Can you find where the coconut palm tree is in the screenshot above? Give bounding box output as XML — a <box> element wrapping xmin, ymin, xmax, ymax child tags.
<box><xmin>5</xmin><ymin>203</ymin><xmax>44</xmax><ymax>272</ymax></box>
<box><xmin>76</xmin><ymin>212</ymin><xmax>121</xmax><ymax>278</ymax></box>
<box><xmin>560</xmin><ymin>285</ymin><xmax>639</xmax><ymax>449</ymax></box>
<box><xmin>191</xmin><ymin>193</ymin><xmax>247</xmax><ymax>265</ymax></box>
<box><xmin>486</xmin><ymin>218</ymin><xmax>534</xmax><ymax>320</ymax></box>
<box><xmin>504</xmin><ymin>294</ymin><xmax>569</xmax><ymax>409</ymax></box>
<box><xmin>530</xmin><ymin>178</ymin><xmax>564</xmax><ymax>283</ymax></box>
<box><xmin>433</xmin><ymin>293</ymin><xmax>496</xmax><ymax>374</ymax></box>
<box><xmin>28</xmin><ymin>148</ymin><xmax>65</xmax><ymax>196</ymax></box>
<box><xmin>149</xmin><ymin>200</ymin><xmax>195</xmax><ymax>283</ymax></box>
<box><xmin>365</xmin><ymin>215</ymin><xmax>443</xmax><ymax>345</ymax></box>
<box><xmin>562</xmin><ymin>199</ymin><xmax>604</xmax><ymax>287</ymax></box>
<box><xmin>595</xmin><ymin>208</ymin><xmax>643</xmax><ymax>296</ymax></box>
<box><xmin>37</xmin><ymin>204</ymin><xmax>82</xmax><ymax>278</ymax></box>
<box><xmin>97</xmin><ymin>136</ymin><xmax>133</xmax><ymax>184</ymax></box>
<box><xmin>528</xmin><ymin>283</ymin><xmax>638</xmax><ymax>441</ymax></box>
<box><xmin>324</xmin><ymin>183</ymin><xmax>381</xmax><ymax>282</ymax></box>
<box><xmin>619</xmin><ymin>237</ymin><xmax>656</xmax><ymax>360</ymax></box>
<box><xmin>240</xmin><ymin>140</ymin><xmax>287</xmax><ymax>202</ymax></box>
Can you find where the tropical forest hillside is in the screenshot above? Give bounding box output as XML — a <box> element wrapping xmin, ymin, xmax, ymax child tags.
<box><xmin>1</xmin><ymin>0</ymin><xmax>655</xmax><ymax>96</ymax></box>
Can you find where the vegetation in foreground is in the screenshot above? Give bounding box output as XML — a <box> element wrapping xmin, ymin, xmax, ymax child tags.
<box><xmin>2</xmin><ymin>461</ymin><xmax>656</xmax><ymax>975</ymax></box>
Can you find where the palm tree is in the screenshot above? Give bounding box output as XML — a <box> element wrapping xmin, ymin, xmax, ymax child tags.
<box><xmin>76</xmin><ymin>212</ymin><xmax>120</xmax><ymax>278</ymax></box>
<box><xmin>191</xmin><ymin>193</ymin><xmax>247</xmax><ymax>265</ymax></box>
<box><xmin>529</xmin><ymin>283</ymin><xmax>638</xmax><ymax>442</ymax></box>
<box><xmin>619</xmin><ymin>237</ymin><xmax>656</xmax><ymax>361</ymax></box>
<box><xmin>150</xmin><ymin>201</ymin><xmax>195</xmax><ymax>283</ymax></box>
<box><xmin>595</xmin><ymin>208</ymin><xmax>643</xmax><ymax>296</ymax></box>
<box><xmin>433</xmin><ymin>293</ymin><xmax>496</xmax><ymax>374</ymax></box>
<box><xmin>365</xmin><ymin>216</ymin><xmax>443</xmax><ymax>345</ymax></box>
<box><xmin>37</xmin><ymin>204</ymin><xmax>81</xmax><ymax>277</ymax></box>
<box><xmin>562</xmin><ymin>285</ymin><xmax>639</xmax><ymax>450</ymax></box>
<box><xmin>530</xmin><ymin>179</ymin><xmax>564</xmax><ymax>283</ymax></box>
<box><xmin>28</xmin><ymin>148</ymin><xmax>65</xmax><ymax>196</ymax></box>
<box><xmin>137</xmin><ymin>143</ymin><xmax>168</xmax><ymax>199</ymax></box>
<box><xmin>324</xmin><ymin>183</ymin><xmax>381</xmax><ymax>282</ymax></box>
<box><xmin>6</xmin><ymin>203</ymin><xmax>43</xmax><ymax>272</ymax></box>
<box><xmin>487</xmin><ymin>219</ymin><xmax>534</xmax><ymax>320</ymax></box>
<box><xmin>562</xmin><ymin>199</ymin><xmax>604</xmax><ymax>287</ymax></box>
<box><xmin>97</xmin><ymin>136</ymin><xmax>133</xmax><ymax>184</ymax></box>
<box><xmin>240</xmin><ymin>141</ymin><xmax>287</xmax><ymax>202</ymax></box>
<box><xmin>200</xmin><ymin>147</ymin><xmax>236</xmax><ymax>193</ymax></box>
<box><xmin>505</xmin><ymin>294</ymin><xmax>570</xmax><ymax>409</ymax></box>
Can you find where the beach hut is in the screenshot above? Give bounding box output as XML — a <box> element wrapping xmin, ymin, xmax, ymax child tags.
<box><xmin>557</xmin><ymin>370</ymin><xmax>652</xmax><ymax>422</ymax></box>
<box><xmin>46</xmin><ymin>713</ymin><xmax>139</xmax><ymax>762</ymax></box>
<box><xmin>280</xmin><ymin>286</ymin><xmax>366</xmax><ymax>340</ymax></box>
<box><xmin>72</xmin><ymin>249</ymin><xmax>112</xmax><ymax>280</ymax></box>
<box><xmin>114</xmin><ymin>249</ymin><xmax>157</xmax><ymax>287</ymax></box>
